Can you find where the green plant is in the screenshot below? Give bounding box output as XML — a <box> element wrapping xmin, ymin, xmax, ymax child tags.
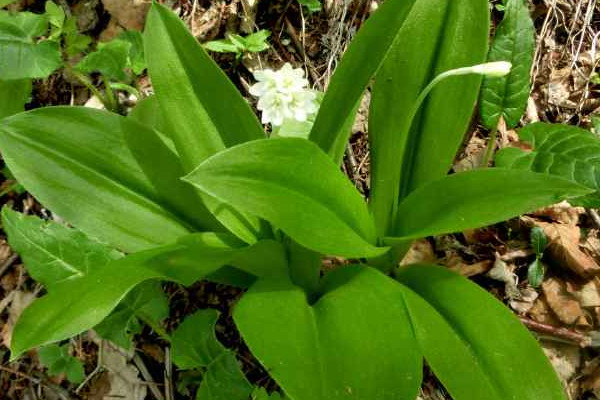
<box><xmin>38</xmin><ymin>343</ymin><xmax>85</xmax><ymax>384</ymax></box>
<box><xmin>297</xmin><ymin>0</ymin><xmax>322</xmax><ymax>13</ymax></box>
<box><xmin>204</xmin><ymin>29</ymin><xmax>271</xmax><ymax>59</ymax></box>
<box><xmin>0</xmin><ymin>1</ymin><xmax>590</xmax><ymax>399</ymax></box>
<box><xmin>528</xmin><ymin>226</ymin><xmax>548</xmax><ymax>287</ymax></box>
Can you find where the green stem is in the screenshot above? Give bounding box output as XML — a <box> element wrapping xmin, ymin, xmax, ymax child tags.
<box><xmin>103</xmin><ymin>80</ymin><xmax>119</xmax><ymax>113</ymax></box>
<box><xmin>482</xmin><ymin>125</ymin><xmax>499</xmax><ymax>167</ymax></box>
<box><xmin>71</xmin><ymin>71</ymin><xmax>112</xmax><ymax>111</ymax></box>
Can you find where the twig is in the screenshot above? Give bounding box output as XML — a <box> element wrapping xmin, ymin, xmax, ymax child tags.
<box><xmin>75</xmin><ymin>341</ymin><xmax>104</xmax><ymax>394</ymax></box>
<box><xmin>284</xmin><ymin>18</ymin><xmax>320</xmax><ymax>84</ymax></box>
<box><xmin>0</xmin><ymin>253</ymin><xmax>18</xmax><ymax>277</ymax></box>
<box><xmin>164</xmin><ymin>347</ymin><xmax>174</xmax><ymax>400</ymax></box>
<box><xmin>132</xmin><ymin>353</ymin><xmax>165</xmax><ymax>400</ymax></box>
<box><xmin>519</xmin><ymin>317</ymin><xmax>592</xmax><ymax>347</ymax></box>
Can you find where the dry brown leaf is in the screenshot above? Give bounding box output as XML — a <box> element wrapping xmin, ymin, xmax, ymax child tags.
<box><xmin>509</xmin><ymin>287</ymin><xmax>539</xmax><ymax>314</ymax></box>
<box><xmin>93</xmin><ymin>339</ymin><xmax>147</xmax><ymax>400</ymax></box>
<box><xmin>542</xmin><ymin>277</ymin><xmax>585</xmax><ymax>325</ymax></box>
<box><xmin>542</xmin><ymin>342</ymin><xmax>581</xmax><ymax>383</ymax></box>
<box><xmin>528</xmin><ymin>297</ymin><xmax>562</xmax><ymax>326</ymax></box>
<box><xmin>486</xmin><ymin>256</ymin><xmax>520</xmax><ymax>299</ymax></box>
<box><xmin>400</xmin><ymin>239</ymin><xmax>436</xmax><ymax>266</ymax></box>
<box><xmin>448</xmin><ymin>260</ymin><xmax>492</xmax><ymax>277</ymax></box>
<box><xmin>572</xmin><ymin>278</ymin><xmax>600</xmax><ymax>307</ymax></box>
<box><xmin>101</xmin><ymin>0</ymin><xmax>150</xmax><ymax>31</ymax></box>
<box><xmin>531</xmin><ymin>219</ymin><xmax>600</xmax><ymax>277</ymax></box>
<box><xmin>533</xmin><ymin>201</ymin><xmax>585</xmax><ymax>225</ymax></box>
<box><xmin>1</xmin><ymin>290</ymin><xmax>35</xmax><ymax>348</ymax></box>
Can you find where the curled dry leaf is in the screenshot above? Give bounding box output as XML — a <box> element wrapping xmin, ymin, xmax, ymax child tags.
<box><xmin>533</xmin><ymin>201</ymin><xmax>585</xmax><ymax>226</ymax></box>
<box><xmin>509</xmin><ymin>287</ymin><xmax>539</xmax><ymax>314</ymax></box>
<box><xmin>486</xmin><ymin>256</ymin><xmax>520</xmax><ymax>300</ymax></box>
<box><xmin>572</xmin><ymin>278</ymin><xmax>600</xmax><ymax>308</ymax></box>
<box><xmin>542</xmin><ymin>277</ymin><xmax>584</xmax><ymax>325</ymax></box>
<box><xmin>448</xmin><ymin>259</ymin><xmax>492</xmax><ymax>278</ymax></box>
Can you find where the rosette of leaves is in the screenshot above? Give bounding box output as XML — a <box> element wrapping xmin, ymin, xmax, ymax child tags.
<box><xmin>0</xmin><ymin>1</ymin><xmax>588</xmax><ymax>399</ymax></box>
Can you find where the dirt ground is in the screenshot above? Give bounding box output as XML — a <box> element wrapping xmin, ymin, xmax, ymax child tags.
<box><xmin>1</xmin><ymin>0</ymin><xmax>600</xmax><ymax>399</ymax></box>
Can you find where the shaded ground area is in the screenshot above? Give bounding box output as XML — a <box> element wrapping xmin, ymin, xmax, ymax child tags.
<box><xmin>0</xmin><ymin>0</ymin><xmax>600</xmax><ymax>398</ymax></box>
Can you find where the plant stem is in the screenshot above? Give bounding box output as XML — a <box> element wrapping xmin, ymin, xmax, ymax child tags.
<box><xmin>71</xmin><ymin>71</ymin><xmax>113</xmax><ymax>111</ymax></box>
<box><xmin>482</xmin><ymin>125</ymin><xmax>499</xmax><ymax>167</ymax></box>
<box><xmin>103</xmin><ymin>80</ymin><xmax>119</xmax><ymax>113</ymax></box>
<box><xmin>138</xmin><ymin>313</ymin><xmax>171</xmax><ymax>342</ymax></box>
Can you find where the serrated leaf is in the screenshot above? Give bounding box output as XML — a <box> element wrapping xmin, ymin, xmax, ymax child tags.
<box><xmin>95</xmin><ymin>281</ymin><xmax>168</xmax><ymax>349</ymax></box>
<box><xmin>204</xmin><ymin>39</ymin><xmax>239</xmax><ymax>53</ymax></box>
<box><xmin>9</xmin><ymin>233</ymin><xmax>273</xmax><ymax>358</ymax></box>
<box><xmin>389</xmin><ymin>169</ymin><xmax>591</xmax><ymax>242</ymax></box>
<box><xmin>1</xmin><ymin>208</ymin><xmax>121</xmax><ymax>289</ymax></box>
<box><xmin>396</xmin><ymin>265</ymin><xmax>566</xmax><ymax>400</ymax></box>
<box><xmin>480</xmin><ymin>0</ymin><xmax>535</xmax><ymax>129</ymax></box>
<box><xmin>527</xmin><ymin>258</ymin><xmax>545</xmax><ymax>288</ymax></box>
<box><xmin>234</xmin><ymin>266</ymin><xmax>422</xmax><ymax>400</ymax></box>
<box><xmin>184</xmin><ymin>138</ymin><xmax>386</xmax><ymax>258</ymax></box>
<box><xmin>118</xmin><ymin>30</ymin><xmax>146</xmax><ymax>75</ymax></box>
<box><xmin>0</xmin><ymin>79</ymin><xmax>30</xmax><ymax>119</ymax></box>
<box><xmin>196</xmin><ymin>351</ymin><xmax>253</xmax><ymax>400</ymax></box>
<box><xmin>39</xmin><ymin>343</ymin><xmax>85</xmax><ymax>384</ymax></box>
<box><xmin>172</xmin><ymin>309</ymin><xmax>224</xmax><ymax>370</ymax></box>
<box><xmin>495</xmin><ymin>122</ymin><xmax>600</xmax><ymax>207</ymax></box>
<box><xmin>0</xmin><ymin>20</ymin><xmax>61</xmax><ymax>79</ymax></box>
<box><xmin>76</xmin><ymin>39</ymin><xmax>131</xmax><ymax>81</ymax></box>
<box><xmin>0</xmin><ymin>107</ymin><xmax>191</xmax><ymax>252</ymax></box>
<box><xmin>530</xmin><ymin>226</ymin><xmax>548</xmax><ymax>256</ymax></box>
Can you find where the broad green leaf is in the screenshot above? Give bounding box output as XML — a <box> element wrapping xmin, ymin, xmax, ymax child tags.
<box><xmin>308</xmin><ymin>0</ymin><xmax>417</xmax><ymax>163</ymax></box>
<box><xmin>0</xmin><ymin>107</ymin><xmax>191</xmax><ymax>252</ymax></box>
<box><xmin>1</xmin><ymin>208</ymin><xmax>120</xmax><ymax>289</ymax></box>
<box><xmin>0</xmin><ymin>21</ymin><xmax>61</xmax><ymax>79</ymax></box>
<box><xmin>234</xmin><ymin>266</ymin><xmax>422</xmax><ymax>400</ymax></box>
<box><xmin>129</xmin><ymin>95</ymin><xmax>168</xmax><ymax>134</ymax></box>
<box><xmin>145</xmin><ymin>2</ymin><xmax>267</xmax><ymax>243</ymax></box>
<box><xmin>530</xmin><ymin>226</ymin><xmax>547</xmax><ymax>256</ymax></box>
<box><xmin>480</xmin><ymin>0</ymin><xmax>535</xmax><ymax>129</ymax></box>
<box><xmin>172</xmin><ymin>309</ymin><xmax>224</xmax><ymax>369</ymax></box>
<box><xmin>10</xmin><ymin>233</ymin><xmax>272</xmax><ymax>358</ymax></box>
<box><xmin>0</xmin><ymin>79</ymin><xmax>30</xmax><ymax>119</ymax></box>
<box><xmin>252</xmin><ymin>388</ymin><xmax>285</xmax><ymax>400</ymax></box>
<box><xmin>184</xmin><ymin>138</ymin><xmax>386</xmax><ymax>258</ymax></box>
<box><xmin>95</xmin><ymin>281</ymin><xmax>168</xmax><ymax>349</ymax></box>
<box><xmin>144</xmin><ymin>2</ymin><xmax>264</xmax><ymax>170</ymax></box>
<box><xmin>396</xmin><ymin>265</ymin><xmax>566</xmax><ymax>400</ymax></box>
<box><xmin>297</xmin><ymin>0</ymin><xmax>321</xmax><ymax>13</ymax></box>
<box><xmin>495</xmin><ymin>122</ymin><xmax>600</xmax><ymax>207</ymax></box>
<box><xmin>390</xmin><ymin>169</ymin><xmax>591</xmax><ymax>241</ymax></box>
<box><xmin>369</xmin><ymin>0</ymin><xmax>489</xmax><ymax>237</ymax></box>
<box><xmin>39</xmin><ymin>343</ymin><xmax>85</xmax><ymax>384</ymax></box>
<box><xmin>121</xmin><ymin>117</ymin><xmax>223</xmax><ymax>232</ymax></box>
<box><xmin>196</xmin><ymin>351</ymin><xmax>253</xmax><ymax>400</ymax></box>
<box><xmin>45</xmin><ymin>0</ymin><xmax>65</xmax><ymax>40</ymax></box>
<box><xmin>0</xmin><ymin>11</ymin><xmax>48</xmax><ymax>38</ymax></box>
<box><xmin>76</xmin><ymin>39</ymin><xmax>131</xmax><ymax>81</ymax></box>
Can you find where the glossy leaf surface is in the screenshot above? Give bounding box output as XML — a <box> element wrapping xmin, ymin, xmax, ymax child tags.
<box><xmin>0</xmin><ymin>107</ymin><xmax>190</xmax><ymax>252</ymax></box>
<box><xmin>390</xmin><ymin>169</ymin><xmax>591</xmax><ymax>241</ymax></box>
<box><xmin>2</xmin><ymin>208</ymin><xmax>120</xmax><ymax>289</ymax></box>
<box><xmin>496</xmin><ymin>122</ymin><xmax>600</xmax><ymax>207</ymax></box>
<box><xmin>369</xmin><ymin>0</ymin><xmax>489</xmax><ymax>236</ymax></box>
<box><xmin>480</xmin><ymin>0</ymin><xmax>535</xmax><ymax>129</ymax></box>
<box><xmin>396</xmin><ymin>265</ymin><xmax>566</xmax><ymax>400</ymax></box>
<box><xmin>185</xmin><ymin>138</ymin><xmax>385</xmax><ymax>258</ymax></box>
<box><xmin>0</xmin><ymin>79</ymin><xmax>30</xmax><ymax>119</ymax></box>
<box><xmin>234</xmin><ymin>266</ymin><xmax>422</xmax><ymax>400</ymax></box>
<box><xmin>10</xmin><ymin>232</ymin><xmax>254</xmax><ymax>358</ymax></box>
<box><xmin>121</xmin><ymin>117</ymin><xmax>222</xmax><ymax>231</ymax></box>
<box><xmin>308</xmin><ymin>0</ymin><xmax>418</xmax><ymax>163</ymax></box>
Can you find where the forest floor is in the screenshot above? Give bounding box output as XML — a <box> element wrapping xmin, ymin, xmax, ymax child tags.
<box><xmin>1</xmin><ymin>0</ymin><xmax>600</xmax><ymax>399</ymax></box>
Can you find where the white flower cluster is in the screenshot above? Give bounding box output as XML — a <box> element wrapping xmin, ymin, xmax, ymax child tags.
<box><xmin>249</xmin><ymin>63</ymin><xmax>318</xmax><ymax>126</ymax></box>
